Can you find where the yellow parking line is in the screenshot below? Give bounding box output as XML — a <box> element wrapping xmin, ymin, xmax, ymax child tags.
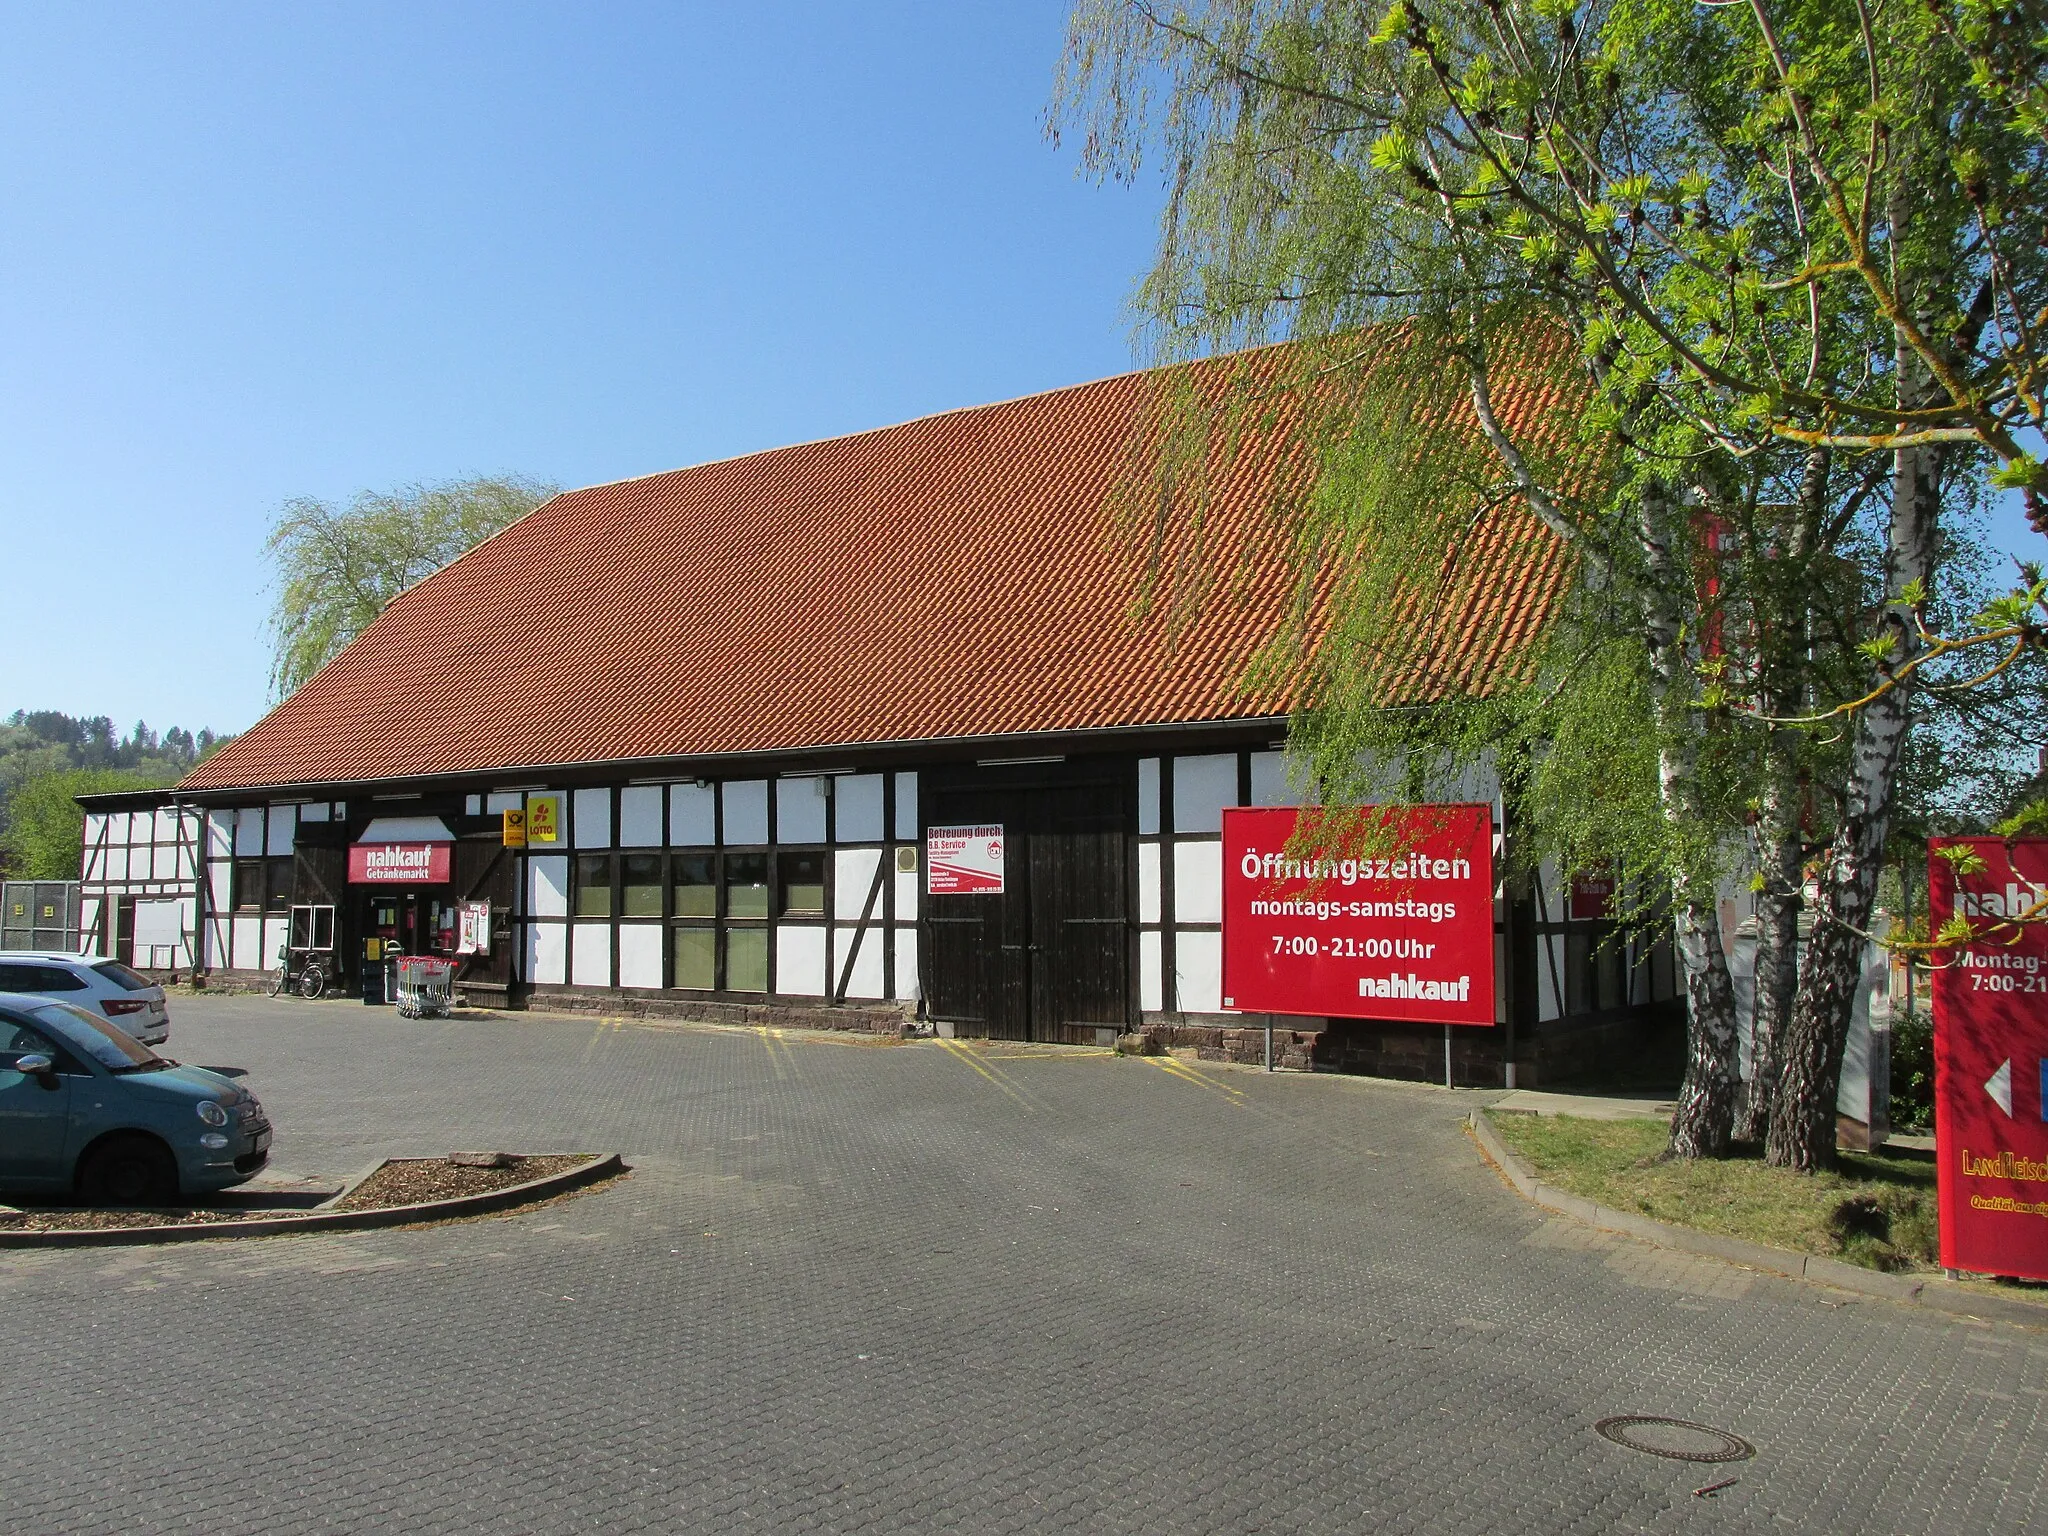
<box><xmin>755</xmin><ymin>1025</ymin><xmax>790</xmax><ymax>1081</ymax></box>
<box><xmin>768</xmin><ymin>1027</ymin><xmax>802</xmax><ymax>1075</ymax></box>
<box><xmin>1150</xmin><ymin>1056</ymin><xmax>1246</xmax><ymax>1105</ymax></box>
<box><xmin>935</xmin><ymin>1037</ymin><xmax>1035</xmax><ymax>1111</ymax></box>
<box><xmin>578</xmin><ymin>1018</ymin><xmax>615</xmax><ymax>1063</ymax></box>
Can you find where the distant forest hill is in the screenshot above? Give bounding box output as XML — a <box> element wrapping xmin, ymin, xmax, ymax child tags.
<box><xmin>0</xmin><ymin>710</ymin><xmax>236</xmax><ymax>880</ymax></box>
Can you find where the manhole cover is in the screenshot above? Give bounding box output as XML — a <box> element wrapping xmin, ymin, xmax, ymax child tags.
<box><xmin>1595</xmin><ymin>1416</ymin><xmax>1756</xmax><ymax>1464</ymax></box>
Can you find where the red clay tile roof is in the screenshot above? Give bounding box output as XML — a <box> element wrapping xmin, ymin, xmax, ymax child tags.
<box><xmin>181</xmin><ymin>344</ymin><xmax>1582</xmax><ymax>793</ymax></box>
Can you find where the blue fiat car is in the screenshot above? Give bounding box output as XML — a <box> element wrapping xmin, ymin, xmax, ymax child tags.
<box><xmin>0</xmin><ymin>993</ymin><xmax>271</xmax><ymax>1205</ymax></box>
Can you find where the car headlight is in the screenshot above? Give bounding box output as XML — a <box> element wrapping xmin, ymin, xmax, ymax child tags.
<box><xmin>196</xmin><ymin>1101</ymin><xmax>229</xmax><ymax>1127</ymax></box>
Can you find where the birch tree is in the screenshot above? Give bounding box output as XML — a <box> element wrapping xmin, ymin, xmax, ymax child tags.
<box><xmin>1056</xmin><ymin>0</ymin><xmax>2047</xmax><ymax>1165</ymax></box>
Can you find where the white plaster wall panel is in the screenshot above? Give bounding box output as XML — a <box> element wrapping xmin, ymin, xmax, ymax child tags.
<box><xmin>1536</xmin><ymin>935</ymin><xmax>1562</xmax><ymax>1022</ymax></box>
<box><xmin>154</xmin><ymin>807</ymin><xmax>176</xmax><ymax>844</ymax></box>
<box><xmin>1172</xmin><ymin>754</ymin><xmax>1238</xmax><ymax>833</ymax></box>
<box><xmin>264</xmin><ymin>805</ymin><xmax>295</xmax><ymax>856</ymax></box>
<box><xmin>1250</xmin><ymin>750</ymin><xmax>1311</xmax><ymax>806</ymax></box>
<box><xmin>893</xmin><ymin>855</ymin><xmax>918</xmax><ymax>921</ymax></box>
<box><xmin>526</xmin><ymin>856</ymin><xmax>569</xmax><ymax>918</ymax></box>
<box><xmin>573</xmin><ymin>788</ymin><xmax>612</xmax><ymax>849</ymax></box>
<box><xmin>833</xmin><ymin>848</ymin><xmax>883</xmax><ymax>921</ymax></box>
<box><xmin>1173</xmin><ymin>839</ymin><xmax>1223</xmax><ymax>925</ymax></box>
<box><xmin>1138</xmin><ymin>842</ymin><xmax>1162</xmax><ymax>924</ymax></box>
<box><xmin>300</xmin><ymin>802</ymin><xmax>329</xmax><ymax>822</ymax></box>
<box><xmin>775</xmin><ymin>925</ymin><xmax>828</xmax><ymax>996</ymax></box>
<box><xmin>83</xmin><ymin>845</ymin><xmax>105</xmax><ymax>882</ymax></box>
<box><xmin>893</xmin><ymin>928</ymin><xmax>919</xmax><ymax>1001</ymax></box>
<box><xmin>79</xmin><ymin>897</ymin><xmax>102</xmax><ymax>954</ymax></box>
<box><xmin>484</xmin><ymin>791</ymin><xmax>522</xmax><ymax>814</ymax></box>
<box><xmin>101</xmin><ymin>811</ymin><xmax>128</xmax><ymax>845</ymax></box>
<box><xmin>1140</xmin><ymin>930</ymin><xmax>1164</xmax><ymax>1011</ymax></box>
<box><xmin>107</xmin><ymin>847</ymin><xmax>129</xmax><ymax>881</ymax></box>
<box><xmin>724</xmin><ymin>780</ymin><xmax>769</xmax><ymax>844</ymax></box>
<box><xmin>777</xmin><ymin>777</ymin><xmax>828</xmax><ymax>844</ymax></box>
<box><xmin>206</xmin><ymin>812</ymin><xmax>234</xmax><ymax>858</ymax></box>
<box><xmin>570</xmin><ymin>922</ymin><xmax>612</xmax><ymax>987</ymax></box>
<box><xmin>208</xmin><ymin>860</ymin><xmax>232</xmax><ymax>910</ymax></box>
<box><xmin>1138</xmin><ymin>758</ymin><xmax>1161</xmax><ymax>835</ymax></box>
<box><xmin>834</xmin><ymin>774</ymin><xmax>885</xmax><ymax>842</ymax></box>
<box><xmin>235</xmin><ymin>808</ymin><xmax>265</xmax><ymax>856</ymax></box>
<box><xmin>617</xmin><ymin>924</ymin><xmax>663</xmax><ymax>989</ymax></box>
<box><xmin>833</xmin><ymin>927</ymin><xmax>885</xmax><ymax>999</ymax></box>
<box><xmin>618</xmin><ymin>786</ymin><xmax>663</xmax><ymax>847</ymax></box>
<box><xmin>156</xmin><ymin>842</ymin><xmax>181</xmax><ymax>880</ymax></box>
<box><xmin>1175</xmin><ymin>930</ymin><xmax>1223</xmax><ymax>1012</ymax></box>
<box><xmin>83</xmin><ymin>814</ymin><xmax>105</xmax><ymax>854</ymax></box>
<box><xmin>893</xmin><ymin>772</ymin><xmax>918</xmax><ymax>840</ymax></box>
<box><xmin>526</xmin><ymin>923</ymin><xmax>567</xmax><ymax>986</ymax></box>
<box><xmin>263</xmin><ymin>917</ymin><xmax>290</xmax><ymax>970</ymax></box>
<box><xmin>204</xmin><ymin>919</ymin><xmax>227</xmax><ymax>970</ymax></box>
<box><xmin>669</xmin><ymin>783</ymin><xmax>716</xmax><ymax>845</ymax></box>
<box><xmin>228</xmin><ymin>914</ymin><xmax>258</xmax><ymax>969</ymax></box>
<box><xmin>176</xmin><ymin>840</ymin><xmax>198</xmax><ymax>881</ymax></box>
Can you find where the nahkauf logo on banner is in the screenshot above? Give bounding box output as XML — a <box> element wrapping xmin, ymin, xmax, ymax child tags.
<box><xmin>1220</xmin><ymin>805</ymin><xmax>1496</xmax><ymax>1026</ymax></box>
<box><xmin>1930</xmin><ymin>835</ymin><xmax>2048</xmax><ymax>1283</ymax></box>
<box><xmin>926</xmin><ymin>825</ymin><xmax>1005</xmax><ymax>895</ymax></box>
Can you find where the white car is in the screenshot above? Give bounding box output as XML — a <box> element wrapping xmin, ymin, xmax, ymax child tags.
<box><xmin>0</xmin><ymin>952</ymin><xmax>171</xmax><ymax>1045</ymax></box>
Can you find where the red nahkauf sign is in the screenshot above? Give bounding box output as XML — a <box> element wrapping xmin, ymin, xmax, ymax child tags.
<box><xmin>347</xmin><ymin>842</ymin><xmax>452</xmax><ymax>885</ymax></box>
<box><xmin>1221</xmin><ymin>805</ymin><xmax>1496</xmax><ymax>1025</ymax></box>
<box><xmin>1930</xmin><ymin>835</ymin><xmax>2048</xmax><ymax>1281</ymax></box>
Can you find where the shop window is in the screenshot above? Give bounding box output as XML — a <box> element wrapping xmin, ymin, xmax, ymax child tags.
<box><xmin>574</xmin><ymin>854</ymin><xmax>614</xmax><ymax>918</ymax></box>
<box><xmin>620</xmin><ymin>854</ymin><xmax>663</xmax><ymax>917</ymax></box>
<box><xmin>724</xmin><ymin>851</ymin><xmax>770</xmax><ymax>920</ymax></box>
<box><xmin>233</xmin><ymin>859</ymin><xmax>266</xmax><ymax>912</ymax></box>
<box><xmin>672</xmin><ymin>927</ymin><xmax>716</xmax><ymax>990</ymax></box>
<box><xmin>671</xmin><ymin>853</ymin><xmax>716</xmax><ymax>917</ymax></box>
<box><xmin>725</xmin><ymin>928</ymin><xmax>769</xmax><ymax>993</ymax></box>
<box><xmin>778</xmin><ymin>851</ymin><xmax>826</xmax><ymax>917</ymax></box>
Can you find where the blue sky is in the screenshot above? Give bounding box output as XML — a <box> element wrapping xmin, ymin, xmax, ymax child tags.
<box><xmin>0</xmin><ymin>2</ymin><xmax>1161</xmax><ymax>736</ymax></box>
<box><xmin>3</xmin><ymin>4</ymin><xmax>2039</xmax><ymax>743</ymax></box>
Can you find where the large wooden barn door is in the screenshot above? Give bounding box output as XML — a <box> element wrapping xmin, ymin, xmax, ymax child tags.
<box><xmin>923</xmin><ymin>761</ymin><xmax>1131</xmax><ymax>1043</ymax></box>
<box><xmin>1023</xmin><ymin>784</ymin><xmax>1129</xmax><ymax>1044</ymax></box>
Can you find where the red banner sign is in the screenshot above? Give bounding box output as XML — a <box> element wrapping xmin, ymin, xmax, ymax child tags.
<box><xmin>348</xmin><ymin>842</ymin><xmax>452</xmax><ymax>885</ymax></box>
<box><xmin>1930</xmin><ymin>836</ymin><xmax>2048</xmax><ymax>1281</ymax></box>
<box><xmin>1221</xmin><ymin>805</ymin><xmax>1496</xmax><ymax>1025</ymax></box>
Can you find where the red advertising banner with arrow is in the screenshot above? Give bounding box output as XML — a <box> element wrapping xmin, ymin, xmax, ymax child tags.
<box><xmin>1221</xmin><ymin>804</ymin><xmax>1496</xmax><ymax>1025</ymax></box>
<box><xmin>1929</xmin><ymin>836</ymin><xmax>2048</xmax><ymax>1281</ymax></box>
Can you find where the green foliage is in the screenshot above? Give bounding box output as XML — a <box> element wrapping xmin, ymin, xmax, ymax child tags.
<box><xmin>1994</xmin><ymin>800</ymin><xmax>2048</xmax><ymax>836</ymax></box>
<box><xmin>1889</xmin><ymin>1007</ymin><xmax>1935</xmax><ymax>1134</ymax></box>
<box><xmin>0</xmin><ymin>713</ymin><xmax>225</xmax><ymax>880</ymax></box>
<box><xmin>265</xmin><ymin>475</ymin><xmax>557</xmax><ymax>698</ymax></box>
<box><xmin>0</xmin><ymin>767</ymin><xmax>175</xmax><ymax>880</ymax></box>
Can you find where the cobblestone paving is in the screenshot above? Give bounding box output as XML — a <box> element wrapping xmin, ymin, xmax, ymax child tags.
<box><xmin>2</xmin><ymin>996</ymin><xmax>2042</xmax><ymax>1534</ymax></box>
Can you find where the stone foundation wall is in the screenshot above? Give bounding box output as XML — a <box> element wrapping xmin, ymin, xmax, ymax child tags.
<box><xmin>519</xmin><ymin>984</ymin><xmax>914</xmax><ymax>1036</ymax></box>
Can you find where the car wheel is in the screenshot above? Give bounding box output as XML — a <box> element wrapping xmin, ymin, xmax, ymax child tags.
<box><xmin>77</xmin><ymin>1135</ymin><xmax>180</xmax><ymax>1207</ymax></box>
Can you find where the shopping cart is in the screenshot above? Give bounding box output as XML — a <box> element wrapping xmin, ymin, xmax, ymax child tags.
<box><xmin>394</xmin><ymin>955</ymin><xmax>456</xmax><ymax>1019</ymax></box>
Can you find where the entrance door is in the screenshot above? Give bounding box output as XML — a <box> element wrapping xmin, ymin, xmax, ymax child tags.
<box><xmin>924</xmin><ymin>765</ymin><xmax>1131</xmax><ymax>1043</ymax></box>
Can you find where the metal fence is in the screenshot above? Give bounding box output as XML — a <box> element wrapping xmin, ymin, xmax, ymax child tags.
<box><xmin>1</xmin><ymin>880</ymin><xmax>82</xmax><ymax>952</ymax></box>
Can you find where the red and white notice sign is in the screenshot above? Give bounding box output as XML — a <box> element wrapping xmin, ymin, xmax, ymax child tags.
<box><xmin>347</xmin><ymin>842</ymin><xmax>452</xmax><ymax>884</ymax></box>
<box><xmin>1222</xmin><ymin>805</ymin><xmax>1496</xmax><ymax>1025</ymax></box>
<box><xmin>1930</xmin><ymin>836</ymin><xmax>2048</xmax><ymax>1281</ymax></box>
<box><xmin>926</xmin><ymin>825</ymin><xmax>1005</xmax><ymax>895</ymax></box>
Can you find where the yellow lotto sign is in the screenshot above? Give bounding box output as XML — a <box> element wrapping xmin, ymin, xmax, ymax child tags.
<box><xmin>501</xmin><ymin>808</ymin><xmax>527</xmax><ymax>847</ymax></box>
<box><xmin>526</xmin><ymin>795</ymin><xmax>561</xmax><ymax>843</ymax></box>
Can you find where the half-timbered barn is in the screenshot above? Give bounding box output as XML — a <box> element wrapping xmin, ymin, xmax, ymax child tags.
<box><xmin>79</xmin><ymin>349</ymin><xmax>1682</xmax><ymax>1086</ymax></box>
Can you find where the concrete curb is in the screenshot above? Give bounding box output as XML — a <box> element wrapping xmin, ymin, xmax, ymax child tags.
<box><xmin>1466</xmin><ymin>1110</ymin><xmax>2047</xmax><ymax>1330</ymax></box>
<box><xmin>0</xmin><ymin>1153</ymin><xmax>624</xmax><ymax>1250</ymax></box>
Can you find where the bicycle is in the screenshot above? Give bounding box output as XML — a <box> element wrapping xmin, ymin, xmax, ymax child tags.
<box><xmin>270</xmin><ymin>948</ymin><xmax>332</xmax><ymax>999</ymax></box>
